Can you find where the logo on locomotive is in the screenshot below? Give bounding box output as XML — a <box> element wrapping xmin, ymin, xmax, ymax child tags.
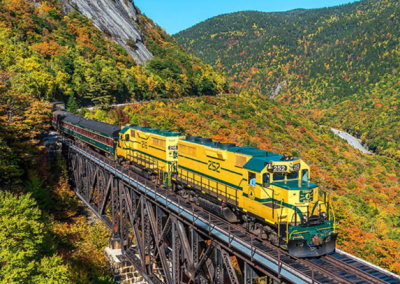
<box><xmin>299</xmin><ymin>190</ymin><xmax>313</xmax><ymax>203</ymax></box>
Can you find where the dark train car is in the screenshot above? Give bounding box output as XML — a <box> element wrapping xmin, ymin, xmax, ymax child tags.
<box><xmin>52</xmin><ymin>110</ymin><xmax>120</xmax><ymax>156</ymax></box>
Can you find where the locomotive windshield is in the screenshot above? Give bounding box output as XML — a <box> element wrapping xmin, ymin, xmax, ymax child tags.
<box><xmin>287</xmin><ymin>171</ymin><xmax>299</xmax><ymax>180</ymax></box>
<box><xmin>273</xmin><ymin>173</ymin><xmax>285</xmax><ymax>181</ymax></box>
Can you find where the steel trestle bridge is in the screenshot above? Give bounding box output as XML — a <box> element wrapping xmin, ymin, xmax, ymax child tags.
<box><xmin>61</xmin><ymin>137</ymin><xmax>400</xmax><ymax>284</ymax></box>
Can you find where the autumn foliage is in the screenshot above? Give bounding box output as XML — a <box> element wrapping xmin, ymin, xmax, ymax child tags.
<box><xmin>175</xmin><ymin>0</ymin><xmax>400</xmax><ymax>162</ymax></box>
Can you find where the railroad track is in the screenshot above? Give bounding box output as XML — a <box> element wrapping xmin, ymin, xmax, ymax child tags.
<box><xmin>304</xmin><ymin>252</ymin><xmax>400</xmax><ymax>284</ymax></box>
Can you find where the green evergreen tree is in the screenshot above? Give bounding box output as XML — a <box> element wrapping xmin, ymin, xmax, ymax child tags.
<box><xmin>0</xmin><ymin>191</ymin><xmax>70</xmax><ymax>283</ymax></box>
<box><xmin>67</xmin><ymin>92</ymin><xmax>79</xmax><ymax>114</ymax></box>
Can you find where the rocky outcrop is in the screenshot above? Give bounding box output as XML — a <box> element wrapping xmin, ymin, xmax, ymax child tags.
<box><xmin>61</xmin><ymin>0</ymin><xmax>153</xmax><ymax>65</ymax></box>
<box><xmin>269</xmin><ymin>81</ymin><xmax>286</xmax><ymax>100</ymax></box>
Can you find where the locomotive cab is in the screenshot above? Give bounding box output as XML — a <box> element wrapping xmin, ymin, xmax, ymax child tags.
<box><xmin>247</xmin><ymin>158</ymin><xmax>337</xmax><ymax>257</ymax></box>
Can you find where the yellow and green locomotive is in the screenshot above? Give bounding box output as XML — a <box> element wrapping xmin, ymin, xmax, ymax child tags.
<box><xmin>115</xmin><ymin>125</ymin><xmax>182</xmax><ymax>186</ymax></box>
<box><xmin>173</xmin><ymin>136</ymin><xmax>337</xmax><ymax>257</ymax></box>
<box><xmin>53</xmin><ymin>111</ymin><xmax>337</xmax><ymax>257</ymax></box>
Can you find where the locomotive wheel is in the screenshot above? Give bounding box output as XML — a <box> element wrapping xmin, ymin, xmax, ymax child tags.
<box><xmin>268</xmin><ymin>231</ymin><xmax>279</xmax><ymax>246</ymax></box>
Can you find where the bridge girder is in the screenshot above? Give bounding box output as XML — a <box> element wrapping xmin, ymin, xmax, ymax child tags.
<box><xmin>65</xmin><ymin>143</ymin><xmax>261</xmax><ymax>284</ymax></box>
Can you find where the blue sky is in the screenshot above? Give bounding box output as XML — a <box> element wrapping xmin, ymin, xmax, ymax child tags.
<box><xmin>134</xmin><ymin>0</ymin><xmax>361</xmax><ymax>35</ymax></box>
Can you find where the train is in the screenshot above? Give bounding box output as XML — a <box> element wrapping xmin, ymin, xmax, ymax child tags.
<box><xmin>52</xmin><ymin>110</ymin><xmax>337</xmax><ymax>257</ymax></box>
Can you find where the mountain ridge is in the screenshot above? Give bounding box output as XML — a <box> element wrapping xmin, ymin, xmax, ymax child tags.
<box><xmin>174</xmin><ymin>0</ymin><xmax>400</xmax><ymax>160</ymax></box>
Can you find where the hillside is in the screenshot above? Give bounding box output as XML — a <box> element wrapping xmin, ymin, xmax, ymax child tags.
<box><xmin>0</xmin><ymin>0</ymin><xmax>231</xmax><ymax>109</ymax></box>
<box><xmin>87</xmin><ymin>95</ymin><xmax>400</xmax><ymax>273</ymax></box>
<box><xmin>0</xmin><ymin>0</ymin><xmax>231</xmax><ymax>282</ymax></box>
<box><xmin>174</xmin><ymin>0</ymin><xmax>400</xmax><ymax>160</ymax></box>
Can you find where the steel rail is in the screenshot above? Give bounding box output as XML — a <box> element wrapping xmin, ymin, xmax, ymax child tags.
<box><xmin>301</xmin><ymin>258</ymin><xmax>354</xmax><ymax>284</ymax></box>
<box><xmin>322</xmin><ymin>251</ymin><xmax>400</xmax><ymax>284</ymax></box>
<box><xmin>323</xmin><ymin>255</ymin><xmax>390</xmax><ymax>284</ymax></box>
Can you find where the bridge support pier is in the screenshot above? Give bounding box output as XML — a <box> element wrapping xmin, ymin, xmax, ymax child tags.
<box><xmin>108</xmin><ymin>237</ymin><xmax>122</xmax><ymax>250</ymax></box>
<box><xmin>104</xmin><ymin>247</ymin><xmax>148</xmax><ymax>284</ymax></box>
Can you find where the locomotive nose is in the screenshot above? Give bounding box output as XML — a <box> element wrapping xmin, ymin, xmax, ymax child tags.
<box><xmin>311</xmin><ymin>235</ymin><xmax>323</xmax><ymax>246</ymax></box>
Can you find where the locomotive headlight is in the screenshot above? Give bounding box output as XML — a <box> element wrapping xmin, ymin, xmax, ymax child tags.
<box><xmin>319</xmin><ymin>212</ymin><xmax>327</xmax><ymax>221</ymax></box>
<box><xmin>301</xmin><ymin>215</ymin><xmax>307</xmax><ymax>225</ymax></box>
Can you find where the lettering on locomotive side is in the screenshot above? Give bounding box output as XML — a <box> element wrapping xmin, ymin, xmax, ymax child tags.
<box><xmin>208</xmin><ymin>160</ymin><xmax>220</xmax><ymax>173</ymax></box>
<box><xmin>142</xmin><ymin>141</ymin><xmax>148</xmax><ymax>149</ymax></box>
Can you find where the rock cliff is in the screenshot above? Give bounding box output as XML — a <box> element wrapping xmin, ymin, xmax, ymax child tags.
<box><xmin>61</xmin><ymin>0</ymin><xmax>153</xmax><ymax>65</ymax></box>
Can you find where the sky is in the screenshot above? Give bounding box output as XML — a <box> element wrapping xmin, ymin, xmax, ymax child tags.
<box><xmin>134</xmin><ymin>0</ymin><xmax>361</xmax><ymax>35</ymax></box>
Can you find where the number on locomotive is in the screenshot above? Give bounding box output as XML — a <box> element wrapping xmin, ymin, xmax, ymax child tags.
<box><xmin>293</xmin><ymin>163</ymin><xmax>301</xmax><ymax>171</ymax></box>
<box><xmin>208</xmin><ymin>160</ymin><xmax>220</xmax><ymax>173</ymax></box>
<box><xmin>273</xmin><ymin>165</ymin><xmax>287</xmax><ymax>172</ymax></box>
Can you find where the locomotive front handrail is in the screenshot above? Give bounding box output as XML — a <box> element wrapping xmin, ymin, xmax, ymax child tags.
<box><xmin>329</xmin><ymin>201</ymin><xmax>336</xmax><ymax>232</ymax></box>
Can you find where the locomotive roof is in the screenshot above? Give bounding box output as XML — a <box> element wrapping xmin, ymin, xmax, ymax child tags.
<box><xmin>180</xmin><ymin>138</ymin><xmax>299</xmax><ymax>172</ymax></box>
<box><xmin>226</xmin><ymin>147</ymin><xmax>298</xmax><ymax>172</ymax></box>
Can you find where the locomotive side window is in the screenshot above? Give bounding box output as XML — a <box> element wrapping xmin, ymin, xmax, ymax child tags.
<box><xmin>248</xmin><ymin>172</ymin><xmax>256</xmax><ymax>186</ymax></box>
<box><xmin>262</xmin><ymin>173</ymin><xmax>270</xmax><ymax>187</ymax></box>
<box><xmin>125</xmin><ymin>134</ymin><xmax>130</xmax><ymax>141</ymax></box>
<box><xmin>302</xmin><ymin>169</ymin><xmax>309</xmax><ymax>183</ymax></box>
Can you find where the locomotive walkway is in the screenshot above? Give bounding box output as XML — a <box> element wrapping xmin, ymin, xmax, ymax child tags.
<box><xmin>59</xmin><ymin>136</ymin><xmax>400</xmax><ymax>284</ymax></box>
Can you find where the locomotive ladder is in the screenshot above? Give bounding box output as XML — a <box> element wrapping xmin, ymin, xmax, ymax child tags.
<box><xmin>61</xmin><ymin>138</ymin><xmax>400</xmax><ymax>284</ymax></box>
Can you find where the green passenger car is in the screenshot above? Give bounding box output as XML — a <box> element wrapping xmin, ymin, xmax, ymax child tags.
<box><xmin>52</xmin><ymin>110</ymin><xmax>121</xmax><ymax>157</ymax></box>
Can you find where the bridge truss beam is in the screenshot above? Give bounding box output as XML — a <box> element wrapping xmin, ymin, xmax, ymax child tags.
<box><xmin>66</xmin><ymin>142</ymin><xmax>261</xmax><ymax>284</ymax></box>
<box><xmin>64</xmin><ymin>139</ymin><xmax>333</xmax><ymax>284</ymax></box>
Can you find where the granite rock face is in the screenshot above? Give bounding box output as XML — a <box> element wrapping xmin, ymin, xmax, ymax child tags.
<box><xmin>61</xmin><ymin>0</ymin><xmax>153</xmax><ymax>65</ymax></box>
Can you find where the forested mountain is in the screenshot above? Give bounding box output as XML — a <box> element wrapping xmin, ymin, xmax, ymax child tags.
<box><xmin>175</xmin><ymin>0</ymin><xmax>400</xmax><ymax>160</ymax></box>
<box><xmin>0</xmin><ymin>0</ymin><xmax>231</xmax><ymax>109</ymax></box>
<box><xmin>0</xmin><ymin>0</ymin><xmax>231</xmax><ymax>282</ymax></box>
